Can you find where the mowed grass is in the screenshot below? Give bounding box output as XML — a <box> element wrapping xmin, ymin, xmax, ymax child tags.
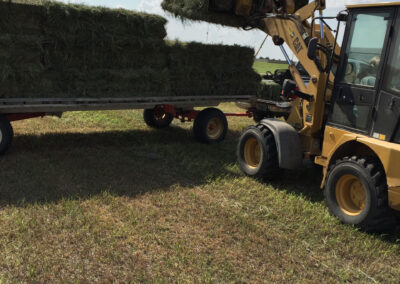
<box><xmin>253</xmin><ymin>60</ymin><xmax>288</xmax><ymax>74</ymax></box>
<box><xmin>0</xmin><ymin>104</ymin><xmax>400</xmax><ymax>282</ymax></box>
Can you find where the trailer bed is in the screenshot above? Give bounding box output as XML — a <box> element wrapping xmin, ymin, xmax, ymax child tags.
<box><xmin>0</xmin><ymin>94</ymin><xmax>276</xmax><ymax>154</ymax></box>
<box><xmin>0</xmin><ymin>95</ymin><xmax>254</xmax><ymax>114</ymax></box>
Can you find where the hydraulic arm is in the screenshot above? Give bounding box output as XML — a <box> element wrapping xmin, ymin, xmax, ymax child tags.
<box><xmin>211</xmin><ymin>0</ymin><xmax>342</xmax><ymax>157</ymax></box>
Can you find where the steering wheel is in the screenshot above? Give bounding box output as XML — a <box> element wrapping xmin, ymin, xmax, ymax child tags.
<box><xmin>360</xmin><ymin>76</ymin><xmax>376</xmax><ymax>87</ymax></box>
<box><xmin>263</xmin><ymin>71</ymin><xmax>274</xmax><ymax>80</ymax></box>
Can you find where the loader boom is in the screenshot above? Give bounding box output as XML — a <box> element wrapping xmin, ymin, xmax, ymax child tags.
<box><xmin>231</xmin><ymin>0</ymin><xmax>340</xmax><ymax>157</ymax></box>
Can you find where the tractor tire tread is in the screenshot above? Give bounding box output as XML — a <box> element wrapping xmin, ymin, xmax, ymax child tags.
<box><xmin>324</xmin><ymin>156</ymin><xmax>396</xmax><ymax>232</ymax></box>
<box><xmin>237</xmin><ymin>123</ymin><xmax>280</xmax><ymax>179</ymax></box>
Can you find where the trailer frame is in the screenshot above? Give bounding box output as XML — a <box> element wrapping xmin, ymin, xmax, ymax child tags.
<box><xmin>0</xmin><ymin>95</ymin><xmax>254</xmax><ymax>114</ymax></box>
<box><xmin>0</xmin><ymin>95</ymin><xmax>260</xmax><ymax>155</ymax></box>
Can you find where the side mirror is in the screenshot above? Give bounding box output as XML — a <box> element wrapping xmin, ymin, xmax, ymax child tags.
<box><xmin>307</xmin><ymin>37</ymin><xmax>318</xmax><ymax>60</ymax></box>
<box><xmin>337</xmin><ymin>11</ymin><xmax>348</xmax><ymax>22</ymax></box>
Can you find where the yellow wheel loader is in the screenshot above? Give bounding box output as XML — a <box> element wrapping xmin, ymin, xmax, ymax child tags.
<box><xmin>211</xmin><ymin>0</ymin><xmax>400</xmax><ymax>231</ymax></box>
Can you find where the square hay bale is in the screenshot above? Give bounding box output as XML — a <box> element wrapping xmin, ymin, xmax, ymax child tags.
<box><xmin>0</xmin><ymin>0</ymin><xmax>44</xmax><ymax>34</ymax></box>
<box><xmin>167</xmin><ymin>41</ymin><xmax>261</xmax><ymax>96</ymax></box>
<box><xmin>161</xmin><ymin>0</ymin><xmax>245</xmax><ymax>27</ymax></box>
<box><xmin>43</xmin><ymin>2</ymin><xmax>167</xmax><ymax>39</ymax></box>
<box><xmin>45</xmin><ymin>38</ymin><xmax>169</xmax><ymax>70</ymax></box>
<box><xmin>161</xmin><ymin>0</ymin><xmax>310</xmax><ymax>27</ymax></box>
<box><xmin>257</xmin><ymin>80</ymin><xmax>282</xmax><ymax>101</ymax></box>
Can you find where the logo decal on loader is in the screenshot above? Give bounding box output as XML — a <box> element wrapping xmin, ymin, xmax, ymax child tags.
<box><xmin>293</xmin><ymin>37</ymin><xmax>303</xmax><ymax>54</ymax></box>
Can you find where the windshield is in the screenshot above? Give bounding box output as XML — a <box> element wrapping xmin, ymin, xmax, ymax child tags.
<box><xmin>340</xmin><ymin>12</ymin><xmax>390</xmax><ymax>87</ymax></box>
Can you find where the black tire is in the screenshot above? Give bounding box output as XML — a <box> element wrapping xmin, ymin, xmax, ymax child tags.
<box><xmin>193</xmin><ymin>108</ymin><xmax>228</xmax><ymax>143</ymax></box>
<box><xmin>237</xmin><ymin>124</ymin><xmax>281</xmax><ymax>179</ymax></box>
<box><xmin>0</xmin><ymin>114</ymin><xmax>13</xmax><ymax>155</ymax></box>
<box><xmin>143</xmin><ymin>108</ymin><xmax>173</xmax><ymax>129</ymax></box>
<box><xmin>324</xmin><ymin>156</ymin><xmax>396</xmax><ymax>232</ymax></box>
<box><xmin>253</xmin><ymin>112</ymin><xmax>264</xmax><ymax>123</ymax></box>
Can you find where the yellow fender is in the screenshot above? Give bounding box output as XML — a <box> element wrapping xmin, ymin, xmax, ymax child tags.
<box><xmin>316</xmin><ymin>126</ymin><xmax>400</xmax><ymax>210</ymax></box>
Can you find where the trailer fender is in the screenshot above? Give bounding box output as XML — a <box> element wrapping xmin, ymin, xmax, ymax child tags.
<box><xmin>259</xmin><ymin>118</ymin><xmax>302</xmax><ymax>170</ymax></box>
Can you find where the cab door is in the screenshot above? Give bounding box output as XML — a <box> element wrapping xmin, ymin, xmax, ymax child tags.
<box><xmin>329</xmin><ymin>9</ymin><xmax>394</xmax><ymax>134</ymax></box>
<box><xmin>372</xmin><ymin>8</ymin><xmax>400</xmax><ymax>143</ymax></box>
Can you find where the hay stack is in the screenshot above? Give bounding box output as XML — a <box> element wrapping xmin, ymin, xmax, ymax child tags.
<box><xmin>0</xmin><ymin>0</ymin><xmax>262</xmax><ymax>99</ymax></box>
<box><xmin>168</xmin><ymin>42</ymin><xmax>260</xmax><ymax>96</ymax></box>
<box><xmin>0</xmin><ymin>0</ymin><xmax>170</xmax><ymax>98</ymax></box>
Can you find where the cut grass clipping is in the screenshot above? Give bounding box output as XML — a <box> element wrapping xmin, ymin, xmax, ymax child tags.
<box><xmin>161</xmin><ymin>0</ymin><xmax>310</xmax><ymax>27</ymax></box>
<box><xmin>0</xmin><ymin>0</ymin><xmax>266</xmax><ymax>99</ymax></box>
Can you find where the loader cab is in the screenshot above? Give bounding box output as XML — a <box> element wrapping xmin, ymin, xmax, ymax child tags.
<box><xmin>329</xmin><ymin>3</ymin><xmax>400</xmax><ymax>143</ymax></box>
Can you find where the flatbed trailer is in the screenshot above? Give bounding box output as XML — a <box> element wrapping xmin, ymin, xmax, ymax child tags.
<box><xmin>0</xmin><ymin>95</ymin><xmax>265</xmax><ymax>155</ymax></box>
<box><xmin>0</xmin><ymin>94</ymin><xmax>292</xmax><ymax>155</ymax></box>
<box><xmin>0</xmin><ymin>96</ymin><xmax>253</xmax><ymax>114</ymax></box>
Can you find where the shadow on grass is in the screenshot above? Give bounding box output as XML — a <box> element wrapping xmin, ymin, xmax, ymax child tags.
<box><xmin>0</xmin><ymin>126</ymin><xmax>351</xmax><ymax>207</ymax></box>
<box><xmin>1</xmin><ymin>127</ymin><xmax>399</xmax><ymax>239</ymax></box>
<box><xmin>1</xmin><ymin>126</ymin><xmax>325</xmax><ymax>204</ymax></box>
<box><xmin>263</xmin><ymin>161</ymin><xmax>324</xmax><ymax>203</ymax></box>
<box><xmin>0</xmin><ymin>127</ymin><xmax>241</xmax><ymax>206</ymax></box>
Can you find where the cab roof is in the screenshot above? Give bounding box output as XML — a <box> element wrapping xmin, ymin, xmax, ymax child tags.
<box><xmin>347</xmin><ymin>2</ymin><xmax>400</xmax><ymax>9</ymax></box>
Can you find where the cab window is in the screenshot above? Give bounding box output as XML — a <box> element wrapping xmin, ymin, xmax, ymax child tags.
<box><xmin>330</xmin><ymin>10</ymin><xmax>391</xmax><ymax>132</ymax></box>
<box><xmin>341</xmin><ymin>12</ymin><xmax>390</xmax><ymax>87</ymax></box>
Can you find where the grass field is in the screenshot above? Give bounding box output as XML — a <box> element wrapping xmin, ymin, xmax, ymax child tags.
<box><xmin>253</xmin><ymin>60</ymin><xmax>288</xmax><ymax>74</ymax></box>
<box><xmin>0</xmin><ymin>103</ymin><xmax>400</xmax><ymax>282</ymax></box>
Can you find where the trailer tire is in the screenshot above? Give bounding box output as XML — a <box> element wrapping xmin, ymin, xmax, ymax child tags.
<box><xmin>324</xmin><ymin>156</ymin><xmax>396</xmax><ymax>232</ymax></box>
<box><xmin>193</xmin><ymin>108</ymin><xmax>227</xmax><ymax>143</ymax></box>
<box><xmin>143</xmin><ymin>108</ymin><xmax>173</xmax><ymax>129</ymax></box>
<box><xmin>0</xmin><ymin>115</ymin><xmax>13</xmax><ymax>155</ymax></box>
<box><xmin>253</xmin><ymin>112</ymin><xmax>264</xmax><ymax>123</ymax></box>
<box><xmin>237</xmin><ymin>124</ymin><xmax>281</xmax><ymax>179</ymax></box>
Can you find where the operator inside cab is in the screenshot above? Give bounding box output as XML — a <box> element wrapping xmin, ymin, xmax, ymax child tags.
<box><xmin>341</xmin><ymin>12</ymin><xmax>389</xmax><ymax>88</ymax></box>
<box><xmin>344</xmin><ymin>55</ymin><xmax>381</xmax><ymax>87</ymax></box>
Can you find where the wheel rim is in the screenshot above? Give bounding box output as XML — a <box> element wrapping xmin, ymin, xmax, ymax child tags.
<box><xmin>244</xmin><ymin>137</ymin><xmax>261</xmax><ymax>169</ymax></box>
<box><xmin>206</xmin><ymin>118</ymin><xmax>224</xmax><ymax>139</ymax></box>
<box><xmin>154</xmin><ymin>109</ymin><xmax>170</xmax><ymax>123</ymax></box>
<box><xmin>335</xmin><ymin>174</ymin><xmax>366</xmax><ymax>216</ymax></box>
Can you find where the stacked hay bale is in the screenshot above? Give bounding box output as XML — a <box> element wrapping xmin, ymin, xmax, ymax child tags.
<box><xmin>0</xmin><ymin>0</ymin><xmax>262</xmax><ymax>99</ymax></box>
<box><xmin>42</xmin><ymin>2</ymin><xmax>171</xmax><ymax>98</ymax></box>
<box><xmin>0</xmin><ymin>1</ymin><xmax>45</xmax><ymax>97</ymax></box>
<box><xmin>0</xmin><ymin>0</ymin><xmax>171</xmax><ymax>98</ymax></box>
<box><xmin>168</xmin><ymin>42</ymin><xmax>260</xmax><ymax>96</ymax></box>
<box><xmin>161</xmin><ymin>0</ymin><xmax>308</xmax><ymax>101</ymax></box>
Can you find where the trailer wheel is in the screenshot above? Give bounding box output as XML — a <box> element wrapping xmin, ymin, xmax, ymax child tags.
<box><xmin>237</xmin><ymin>124</ymin><xmax>280</xmax><ymax>179</ymax></box>
<box><xmin>253</xmin><ymin>112</ymin><xmax>264</xmax><ymax>123</ymax></box>
<box><xmin>193</xmin><ymin>108</ymin><xmax>228</xmax><ymax>143</ymax></box>
<box><xmin>143</xmin><ymin>108</ymin><xmax>173</xmax><ymax>129</ymax></box>
<box><xmin>0</xmin><ymin>115</ymin><xmax>13</xmax><ymax>155</ymax></box>
<box><xmin>324</xmin><ymin>156</ymin><xmax>396</xmax><ymax>232</ymax></box>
